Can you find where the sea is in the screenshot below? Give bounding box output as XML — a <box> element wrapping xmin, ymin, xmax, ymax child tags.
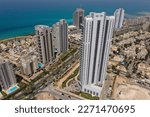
<box><xmin>0</xmin><ymin>0</ymin><xmax>150</xmax><ymax>40</ymax></box>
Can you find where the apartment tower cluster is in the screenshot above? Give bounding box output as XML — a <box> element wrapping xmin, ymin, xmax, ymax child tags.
<box><xmin>35</xmin><ymin>19</ymin><xmax>68</xmax><ymax>65</ymax></box>
<box><xmin>0</xmin><ymin>7</ymin><xmax>124</xmax><ymax>97</ymax></box>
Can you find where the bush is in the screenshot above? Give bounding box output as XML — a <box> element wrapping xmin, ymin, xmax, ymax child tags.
<box><xmin>62</xmin><ymin>67</ymin><xmax>79</xmax><ymax>88</ymax></box>
<box><xmin>81</xmin><ymin>92</ymin><xmax>99</xmax><ymax>100</ymax></box>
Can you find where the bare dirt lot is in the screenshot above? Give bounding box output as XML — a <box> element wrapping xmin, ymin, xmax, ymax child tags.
<box><xmin>112</xmin><ymin>76</ymin><xmax>150</xmax><ymax>100</ymax></box>
<box><xmin>36</xmin><ymin>92</ymin><xmax>55</xmax><ymax>100</ymax></box>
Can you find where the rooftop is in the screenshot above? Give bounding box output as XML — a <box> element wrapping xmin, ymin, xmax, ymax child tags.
<box><xmin>35</xmin><ymin>25</ymin><xmax>49</xmax><ymax>30</ymax></box>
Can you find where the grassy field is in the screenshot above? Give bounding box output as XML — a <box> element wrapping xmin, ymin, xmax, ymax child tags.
<box><xmin>73</xmin><ymin>92</ymin><xmax>99</xmax><ymax>100</ymax></box>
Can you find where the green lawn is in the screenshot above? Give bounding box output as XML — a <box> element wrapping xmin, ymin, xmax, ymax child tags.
<box><xmin>60</xmin><ymin>49</ymin><xmax>77</xmax><ymax>62</ymax></box>
<box><xmin>73</xmin><ymin>92</ymin><xmax>99</xmax><ymax>100</ymax></box>
<box><xmin>62</xmin><ymin>67</ymin><xmax>79</xmax><ymax>88</ymax></box>
<box><xmin>80</xmin><ymin>92</ymin><xmax>99</xmax><ymax>100</ymax></box>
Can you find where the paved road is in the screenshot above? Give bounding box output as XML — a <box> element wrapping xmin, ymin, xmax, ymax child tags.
<box><xmin>43</xmin><ymin>85</ymin><xmax>85</xmax><ymax>100</ymax></box>
<box><xmin>13</xmin><ymin>51</ymin><xmax>80</xmax><ymax>100</ymax></box>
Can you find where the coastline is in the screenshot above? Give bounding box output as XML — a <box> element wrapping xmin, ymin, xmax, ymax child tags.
<box><xmin>0</xmin><ymin>34</ymin><xmax>34</xmax><ymax>43</ymax></box>
<box><xmin>0</xmin><ymin>20</ymin><xmax>72</xmax><ymax>41</ymax></box>
<box><xmin>0</xmin><ymin>13</ymin><xmax>149</xmax><ymax>42</ymax></box>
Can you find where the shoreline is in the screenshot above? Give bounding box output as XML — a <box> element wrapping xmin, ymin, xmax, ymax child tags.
<box><xmin>0</xmin><ymin>35</ymin><xmax>34</xmax><ymax>43</ymax></box>
<box><xmin>0</xmin><ymin>33</ymin><xmax>34</xmax><ymax>43</ymax></box>
<box><xmin>0</xmin><ymin>14</ymin><xmax>149</xmax><ymax>43</ymax></box>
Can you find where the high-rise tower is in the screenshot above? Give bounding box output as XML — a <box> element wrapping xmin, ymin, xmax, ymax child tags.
<box><xmin>114</xmin><ymin>8</ymin><xmax>125</xmax><ymax>29</ymax></box>
<box><xmin>73</xmin><ymin>8</ymin><xmax>84</xmax><ymax>29</ymax></box>
<box><xmin>59</xmin><ymin>19</ymin><xmax>68</xmax><ymax>53</ymax></box>
<box><xmin>35</xmin><ymin>25</ymin><xmax>54</xmax><ymax>65</ymax></box>
<box><xmin>80</xmin><ymin>12</ymin><xmax>115</xmax><ymax>96</ymax></box>
<box><xmin>52</xmin><ymin>19</ymin><xmax>68</xmax><ymax>55</ymax></box>
<box><xmin>0</xmin><ymin>58</ymin><xmax>17</xmax><ymax>90</ymax></box>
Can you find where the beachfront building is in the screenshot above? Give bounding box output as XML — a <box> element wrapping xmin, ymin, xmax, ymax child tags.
<box><xmin>35</xmin><ymin>25</ymin><xmax>54</xmax><ymax>65</ymax></box>
<box><xmin>114</xmin><ymin>8</ymin><xmax>125</xmax><ymax>29</ymax></box>
<box><xmin>80</xmin><ymin>12</ymin><xmax>115</xmax><ymax>96</ymax></box>
<box><xmin>73</xmin><ymin>8</ymin><xmax>85</xmax><ymax>30</ymax></box>
<box><xmin>52</xmin><ymin>19</ymin><xmax>68</xmax><ymax>55</ymax></box>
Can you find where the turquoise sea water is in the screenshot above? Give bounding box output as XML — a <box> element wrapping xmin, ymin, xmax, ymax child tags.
<box><xmin>0</xmin><ymin>0</ymin><xmax>150</xmax><ymax>40</ymax></box>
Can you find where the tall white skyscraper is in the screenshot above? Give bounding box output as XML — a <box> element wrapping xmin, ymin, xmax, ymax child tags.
<box><xmin>80</xmin><ymin>12</ymin><xmax>115</xmax><ymax>96</ymax></box>
<box><xmin>114</xmin><ymin>8</ymin><xmax>125</xmax><ymax>29</ymax></box>
<box><xmin>52</xmin><ymin>19</ymin><xmax>68</xmax><ymax>55</ymax></box>
<box><xmin>52</xmin><ymin>23</ymin><xmax>61</xmax><ymax>55</ymax></box>
<box><xmin>35</xmin><ymin>25</ymin><xmax>54</xmax><ymax>65</ymax></box>
<box><xmin>0</xmin><ymin>58</ymin><xmax>17</xmax><ymax>90</ymax></box>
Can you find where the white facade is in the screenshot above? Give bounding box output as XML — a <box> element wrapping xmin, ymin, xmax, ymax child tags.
<box><xmin>52</xmin><ymin>23</ymin><xmax>61</xmax><ymax>54</ymax></box>
<box><xmin>31</xmin><ymin>55</ymin><xmax>39</xmax><ymax>73</ymax></box>
<box><xmin>80</xmin><ymin>12</ymin><xmax>115</xmax><ymax>96</ymax></box>
<box><xmin>114</xmin><ymin>8</ymin><xmax>125</xmax><ymax>29</ymax></box>
<box><xmin>52</xmin><ymin>19</ymin><xmax>68</xmax><ymax>55</ymax></box>
<box><xmin>21</xmin><ymin>59</ymin><xmax>33</xmax><ymax>76</ymax></box>
<box><xmin>35</xmin><ymin>25</ymin><xmax>54</xmax><ymax>65</ymax></box>
<box><xmin>21</xmin><ymin>55</ymin><xmax>38</xmax><ymax>76</ymax></box>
